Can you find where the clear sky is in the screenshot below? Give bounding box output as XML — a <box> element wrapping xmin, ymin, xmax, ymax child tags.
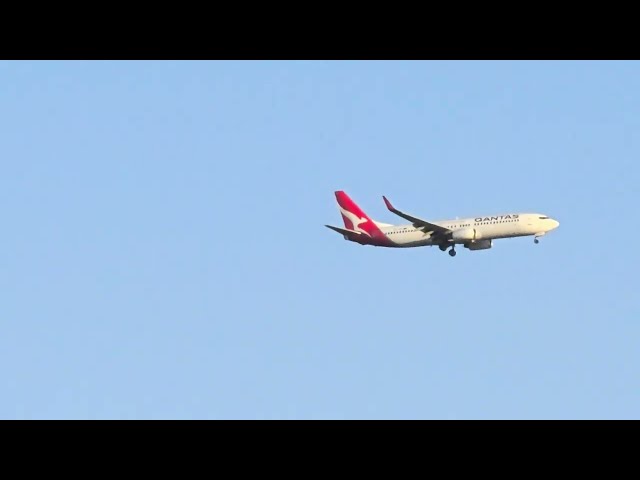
<box><xmin>1</xmin><ymin>60</ymin><xmax>638</xmax><ymax>419</ymax></box>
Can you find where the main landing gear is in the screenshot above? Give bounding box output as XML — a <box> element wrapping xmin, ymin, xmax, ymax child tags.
<box><xmin>439</xmin><ymin>244</ymin><xmax>456</xmax><ymax>256</ymax></box>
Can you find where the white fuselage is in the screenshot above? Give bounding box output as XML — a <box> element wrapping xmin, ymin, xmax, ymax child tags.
<box><xmin>380</xmin><ymin>213</ymin><xmax>560</xmax><ymax>247</ymax></box>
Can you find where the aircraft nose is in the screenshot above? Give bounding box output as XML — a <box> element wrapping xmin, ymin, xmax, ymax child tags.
<box><xmin>551</xmin><ymin>219</ymin><xmax>560</xmax><ymax>229</ymax></box>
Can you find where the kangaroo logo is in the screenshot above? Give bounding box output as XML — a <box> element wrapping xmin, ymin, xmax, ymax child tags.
<box><xmin>339</xmin><ymin>206</ymin><xmax>372</xmax><ymax>237</ymax></box>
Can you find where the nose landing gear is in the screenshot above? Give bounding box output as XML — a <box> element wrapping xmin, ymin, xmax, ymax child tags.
<box><xmin>449</xmin><ymin>248</ymin><xmax>457</xmax><ymax>257</ymax></box>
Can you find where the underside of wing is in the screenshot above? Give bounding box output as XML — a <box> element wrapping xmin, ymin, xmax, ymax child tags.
<box><xmin>382</xmin><ymin>196</ymin><xmax>452</xmax><ymax>236</ymax></box>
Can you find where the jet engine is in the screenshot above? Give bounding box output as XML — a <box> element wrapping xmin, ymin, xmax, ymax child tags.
<box><xmin>451</xmin><ymin>228</ymin><xmax>480</xmax><ymax>242</ymax></box>
<box><xmin>464</xmin><ymin>239</ymin><xmax>493</xmax><ymax>250</ymax></box>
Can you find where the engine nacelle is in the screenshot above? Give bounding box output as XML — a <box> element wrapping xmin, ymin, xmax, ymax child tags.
<box><xmin>464</xmin><ymin>239</ymin><xmax>493</xmax><ymax>250</ymax></box>
<box><xmin>451</xmin><ymin>228</ymin><xmax>480</xmax><ymax>242</ymax></box>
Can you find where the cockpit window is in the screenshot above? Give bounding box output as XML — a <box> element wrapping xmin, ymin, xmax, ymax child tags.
<box><xmin>539</xmin><ymin>216</ymin><xmax>549</xmax><ymax>219</ymax></box>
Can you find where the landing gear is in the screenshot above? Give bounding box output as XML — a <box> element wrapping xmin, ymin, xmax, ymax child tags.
<box><xmin>534</xmin><ymin>238</ymin><xmax>540</xmax><ymax>244</ymax></box>
<box><xmin>438</xmin><ymin>242</ymin><xmax>456</xmax><ymax>256</ymax></box>
<box><xmin>439</xmin><ymin>243</ymin><xmax>456</xmax><ymax>256</ymax></box>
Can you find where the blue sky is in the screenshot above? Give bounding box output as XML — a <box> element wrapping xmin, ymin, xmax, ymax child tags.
<box><xmin>1</xmin><ymin>60</ymin><xmax>638</xmax><ymax>419</ymax></box>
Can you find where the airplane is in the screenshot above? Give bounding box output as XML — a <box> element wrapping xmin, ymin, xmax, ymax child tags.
<box><xmin>325</xmin><ymin>190</ymin><xmax>559</xmax><ymax>257</ymax></box>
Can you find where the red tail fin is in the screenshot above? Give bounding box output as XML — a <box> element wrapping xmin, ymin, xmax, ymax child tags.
<box><xmin>334</xmin><ymin>191</ymin><xmax>385</xmax><ymax>238</ymax></box>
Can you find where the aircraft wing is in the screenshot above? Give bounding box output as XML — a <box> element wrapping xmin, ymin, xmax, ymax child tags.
<box><xmin>382</xmin><ymin>196</ymin><xmax>452</xmax><ymax>235</ymax></box>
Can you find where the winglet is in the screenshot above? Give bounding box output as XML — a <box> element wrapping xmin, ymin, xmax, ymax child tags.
<box><xmin>382</xmin><ymin>196</ymin><xmax>395</xmax><ymax>212</ymax></box>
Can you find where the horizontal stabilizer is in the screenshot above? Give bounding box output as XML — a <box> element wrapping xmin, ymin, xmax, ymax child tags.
<box><xmin>325</xmin><ymin>224</ymin><xmax>361</xmax><ymax>236</ymax></box>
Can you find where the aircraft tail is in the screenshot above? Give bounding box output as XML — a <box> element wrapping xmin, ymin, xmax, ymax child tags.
<box><xmin>334</xmin><ymin>191</ymin><xmax>386</xmax><ymax>238</ymax></box>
